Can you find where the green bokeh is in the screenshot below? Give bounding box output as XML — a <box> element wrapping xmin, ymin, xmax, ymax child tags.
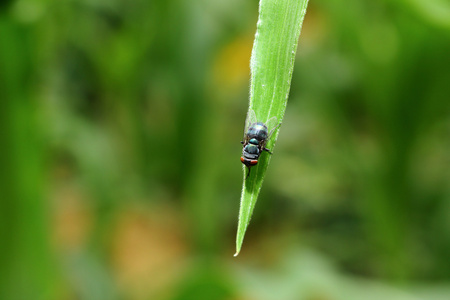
<box><xmin>0</xmin><ymin>0</ymin><xmax>449</xmax><ymax>299</ymax></box>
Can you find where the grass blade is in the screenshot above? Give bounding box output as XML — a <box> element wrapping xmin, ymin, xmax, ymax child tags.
<box><xmin>235</xmin><ymin>0</ymin><xmax>309</xmax><ymax>256</ymax></box>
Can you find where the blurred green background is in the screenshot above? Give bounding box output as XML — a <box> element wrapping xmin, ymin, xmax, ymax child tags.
<box><xmin>1</xmin><ymin>0</ymin><xmax>450</xmax><ymax>299</ymax></box>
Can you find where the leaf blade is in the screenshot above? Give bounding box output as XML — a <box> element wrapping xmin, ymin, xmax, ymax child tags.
<box><xmin>235</xmin><ymin>0</ymin><xmax>309</xmax><ymax>256</ymax></box>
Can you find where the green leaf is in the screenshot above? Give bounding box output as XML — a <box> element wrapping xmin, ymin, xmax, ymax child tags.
<box><xmin>235</xmin><ymin>0</ymin><xmax>309</xmax><ymax>256</ymax></box>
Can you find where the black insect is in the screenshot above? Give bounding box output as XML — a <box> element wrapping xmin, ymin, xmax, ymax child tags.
<box><xmin>240</xmin><ymin>109</ymin><xmax>280</xmax><ymax>178</ymax></box>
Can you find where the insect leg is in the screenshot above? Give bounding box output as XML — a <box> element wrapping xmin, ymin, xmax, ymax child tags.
<box><xmin>262</xmin><ymin>147</ymin><xmax>273</xmax><ymax>154</ymax></box>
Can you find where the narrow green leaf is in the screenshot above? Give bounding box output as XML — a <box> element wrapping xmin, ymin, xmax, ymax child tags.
<box><xmin>235</xmin><ymin>0</ymin><xmax>309</xmax><ymax>256</ymax></box>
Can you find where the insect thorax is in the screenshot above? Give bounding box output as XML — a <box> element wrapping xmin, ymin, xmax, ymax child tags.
<box><xmin>247</xmin><ymin>122</ymin><xmax>268</xmax><ymax>141</ymax></box>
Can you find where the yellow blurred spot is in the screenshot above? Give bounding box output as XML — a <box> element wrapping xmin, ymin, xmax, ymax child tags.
<box><xmin>211</xmin><ymin>35</ymin><xmax>253</xmax><ymax>92</ymax></box>
<box><xmin>297</xmin><ymin>6</ymin><xmax>329</xmax><ymax>55</ymax></box>
<box><xmin>111</xmin><ymin>205</ymin><xmax>188</xmax><ymax>299</ymax></box>
<box><xmin>52</xmin><ymin>184</ymin><xmax>92</xmax><ymax>252</ymax></box>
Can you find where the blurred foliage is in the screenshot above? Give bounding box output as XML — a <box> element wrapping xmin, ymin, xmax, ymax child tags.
<box><xmin>0</xmin><ymin>0</ymin><xmax>449</xmax><ymax>299</ymax></box>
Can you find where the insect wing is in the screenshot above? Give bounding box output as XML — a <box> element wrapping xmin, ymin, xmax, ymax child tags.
<box><xmin>265</xmin><ymin>116</ymin><xmax>279</xmax><ymax>139</ymax></box>
<box><xmin>243</xmin><ymin>109</ymin><xmax>257</xmax><ymax>141</ymax></box>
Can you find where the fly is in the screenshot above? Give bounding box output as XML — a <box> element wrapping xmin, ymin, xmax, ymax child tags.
<box><xmin>240</xmin><ymin>109</ymin><xmax>280</xmax><ymax>179</ymax></box>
